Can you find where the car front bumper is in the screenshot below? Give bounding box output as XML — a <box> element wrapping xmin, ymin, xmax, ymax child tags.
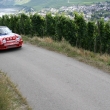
<box><xmin>0</xmin><ymin>41</ymin><xmax>23</xmax><ymax>50</ymax></box>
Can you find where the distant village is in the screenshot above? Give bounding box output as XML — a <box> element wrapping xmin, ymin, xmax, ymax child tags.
<box><xmin>37</xmin><ymin>1</ymin><xmax>110</xmax><ymax>21</ymax></box>
<box><xmin>0</xmin><ymin>1</ymin><xmax>110</xmax><ymax>21</ymax></box>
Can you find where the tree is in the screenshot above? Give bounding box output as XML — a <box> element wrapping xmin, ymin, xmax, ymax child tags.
<box><xmin>74</xmin><ymin>12</ymin><xmax>87</xmax><ymax>48</ymax></box>
<box><xmin>97</xmin><ymin>19</ymin><xmax>105</xmax><ymax>54</ymax></box>
<box><xmin>104</xmin><ymin>21</ymin><xmax>110</xmax><ymax>53</ymax></box>
<box><xmin>45</xmin><ymin>13</ymin><xmax>55</xmax><ymax>37</ymax></box>
<box><xmin>60</xmin><ymin>16</ymin><xmax>77</xmax><ymax>45</ymax></box>
<box><xmin>54</xmin><ymin>14</ymin><xmax>66</xmax><ymax>41</ymax></box>
<box><xmin>31</xmin><ymin>13</ymin><xmax>45</xmax><ymax>37</ymax></box>
<box><xmin>87</xmin><ymin>21</ymin><xmax>96</xmax><ymax>52</ymax></box>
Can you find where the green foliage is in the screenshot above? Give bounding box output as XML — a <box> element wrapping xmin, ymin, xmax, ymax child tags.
<box><xmin>19</xmin><ymin>13</ymin><xmax>31</xmax><ymax>35</ymax></box>
<box><xmin>54</xmin><ymin>14</ymin><xmax>66</xmax><ymax>41</ymax></box>
<box><xmin>87</xmin><ymin>21</ymin><xmax>96</xmax><ymax>51</ymax></box>
<box><xmin>97</xmin><ymin>19</ymin><xmax>105</xmax><ymax>53</ymax></box>
<box><xmin>74</xmin><ymin>12</ymin><xmax>87</xmax><ymax>48</ymax></box>
<box><xmin>45</xmin><ymin>13</ymin><xmax>55</xmax><ymax>37</ymax></box>
<box><xmin>104</xmin><ymin>22</ymin><xmax>110</xmax><ymax>53</ymax></box>
<box><xmin>30</xmin><ymin>13</ymin><xmax>45</xmax><ymax>36</ymax></box>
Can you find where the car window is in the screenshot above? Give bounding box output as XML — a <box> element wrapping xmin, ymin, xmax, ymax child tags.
<box><xmin>0</xmin><ymin>27</ymin><xmax>12</xmax><ymax>35</ymax></box>
<box><xmin>0</xmin><ymin>29</ymin><xmax>3</xmax><ymax>34</ymax></box>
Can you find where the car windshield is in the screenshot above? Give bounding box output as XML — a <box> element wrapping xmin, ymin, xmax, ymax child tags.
<box><xmin>0</xmin><ymin>27</ymin><xmax>12</xmax><ymax>35</ymax></box>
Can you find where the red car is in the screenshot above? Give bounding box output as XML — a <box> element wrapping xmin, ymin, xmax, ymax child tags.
<box><xmin>0</xmin><ymin>26</ymin><xmax>23</xmax><ymax>50</ymax></box>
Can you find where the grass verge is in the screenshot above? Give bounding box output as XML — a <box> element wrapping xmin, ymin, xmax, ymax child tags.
<box><xmin>0</xmin><ymin>71</ymin><xmax>31</xmax><ymax>110</ymax></box>
<box><xmin>23</xmin><ymin>35</ymin><xmax>110</xmax><ymax>73</ymax></box>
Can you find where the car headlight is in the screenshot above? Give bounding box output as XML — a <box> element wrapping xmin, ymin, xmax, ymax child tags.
<box><xmin>16</xmin><ymin>35</ymin><xmax>22</xmax><ymax>41</ymax></box>
<box><xmin>16</xmin><ymin>37</ymin><xmax>20</xmax><ymax>41</ymax></box>
<box><xmin>18</xmin><ymin>35</ymin><xmax>21</xmax><ymax>39</ymax></box>
<box><xmin>2</xmin><ymin>39</ymin><xmax>6</xmax><ymax>44</ymax></box>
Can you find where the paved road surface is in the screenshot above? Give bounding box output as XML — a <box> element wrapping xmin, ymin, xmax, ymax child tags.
<box><xmin>0</xmin><ymin>44</ymin><xmax>110</xmax><ymax>110</ymax></box>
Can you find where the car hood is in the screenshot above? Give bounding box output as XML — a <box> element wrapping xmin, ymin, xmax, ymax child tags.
<box><xmin>0</xmin><ymin>33</ymin><xmax>18</xmax><ymax>38</ymax></box>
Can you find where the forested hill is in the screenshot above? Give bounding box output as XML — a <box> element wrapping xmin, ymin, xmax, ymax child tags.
<box><xmin>0</xmin><ymin>0</ymin><xmax>110</xmax><ymax>10</ymax></box>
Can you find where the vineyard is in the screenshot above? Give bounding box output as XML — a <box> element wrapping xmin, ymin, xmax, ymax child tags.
<box><xmin>0</xmin><ymin>12</ymin><xmax>110</xmax><ymax>54</ymax></box>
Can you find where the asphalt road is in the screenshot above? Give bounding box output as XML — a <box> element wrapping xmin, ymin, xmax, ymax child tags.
<box><xmin>0</xmin><ymin>44</ymin><xmax>110</xmax><ymax>110</ymax></box>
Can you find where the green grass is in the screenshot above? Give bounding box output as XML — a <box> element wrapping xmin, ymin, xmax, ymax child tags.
<box><xmin>23</xmin><ymin>35</ymin><xmax>110</xmax><ymax>73</ymax></box>
<box><xmin>0</xmin><ymin>71</ymin><xmax>31</xmax><ymax>110</ymax></box>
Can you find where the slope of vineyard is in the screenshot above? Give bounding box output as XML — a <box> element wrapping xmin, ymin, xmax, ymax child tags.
<box><xmin>0</xmin><ymin>0</ymin><xmax>110</xmax><ymax>10</ymax></box>
<box><xmin>23</xmin><ymin>0</ymin><xmax>110</xmax><ymax>10</ymax></box>
<box><xmin>15</xmin><ymin>0</ymin><xmax>30</xmax><ymax>5</ymax></box>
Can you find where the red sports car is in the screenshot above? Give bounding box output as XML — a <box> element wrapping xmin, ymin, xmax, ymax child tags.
<box><xmin>0</xmin><ymin>26</ymin><xmax>23</xmax><ymax>50</ymax></box>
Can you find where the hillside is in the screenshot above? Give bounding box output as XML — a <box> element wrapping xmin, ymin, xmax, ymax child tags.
<box><xmin>22</xmin><ymin>0</ymin><xmax>110</xmax><ymax>10</ymax></box>
<box><xmin>0</xmin><ymin>0</ymin><xmax>14</xmax><ymax>5</ymax></box>
<box><xmin>0</xmin><ymin>0</ymin><xmax>30</xmax><ymax>6</ymax></box>
<box><xmin>0</xmin><ymin>0</ymin><xmax>110</xmax><ymax>10</ymax></box>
